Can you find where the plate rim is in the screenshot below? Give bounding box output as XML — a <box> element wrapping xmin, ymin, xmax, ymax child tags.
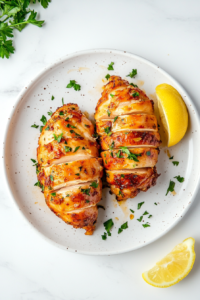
<box><xmin>3</xmin><ymin>48</ymin><xmax>200</xmax><ymax>255</ymax></box>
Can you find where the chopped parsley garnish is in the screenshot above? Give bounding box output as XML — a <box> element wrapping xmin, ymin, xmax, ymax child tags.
<box><xmin>65</xmin><ymin>117</ymin><xmax>69</xmax><ymax>121</ymax></box>
<box><xmin>142</xmin><ymin>223</ymin><xmax>150</xmax><ymax>228</ymax></box>
<box><xmin>154</xmin><ymin>202</ymin><xmax>157</xmax><ymax>205</ymax></box>
<box><xmin>169</xmin><ymin>156</ymin><xmax>174</xmax><ymax>160</ymax></box>
<box><xmin>50</xmin><ymin>175</ymin><xmax>54</xmax><ymax>181</ymax></box>
<box><xmin>92</xmin><ymin>133</ymin><xmax>98</xmax><ymax>138</ymax></box>
<box><xmin>110</xmin><ymin>94</ymin><xmax>114</xmax><ymax>98</ymax></box>
<box><xmin>105</xmin><ymin>74</ymin><xmax>110</xmax><ymax>80</ymax></box>
<box><xmin>146</xmin><ymin>151</ymin><xmax>151</xmax><ymax>156</ymax></box>
<box><xmin>109</xmin><ymin>141</ymin><xmax>115</xmax><ymax>150</ymax></box>
<box><xmin>31</xmin><ymin>124</ymin><xmax>39</xmax><ymax>128</ymax></box>
<box><xmin>31</xmin><ymin>159</ymin><xmax>36</xmax><ymax>164</ymax></box>
<box><xmin>132</xmin><ymin>92</ymin><xmax>139</xmax><ymax>98</ymax></box>
<box><xmin>130</xmin><ymin>209</ymin><xmax>135</xmax><ymax>213</ymax></box>
<box><xmin>148</xmin><ymin>215</ymin><xmax>152</xmax><ymax>218</ymax></box>
<box><xmin>81</xmin><ymin>188</ymin><xmax>90</xmax><ymax>195</ymax></box>
<box><xmin>53</xmin><ymin>133</ymin><xmax>63</xmax><ymax>143</ymax></box>
<box><xmin>62</xmin><ymin>98</ymin><xmax>64</xmax><ymax>105</ymax></box>
<box><xmin>75</xmin><ymin>173</ymin><xmax>80</xmax><ymax>176</ymax></box>
<box><xmin>174</xmin><ymin>175</ymin><xmax>184</xmax><ymax>183</ymax></box>
<box><xmin>85</xmin><ymin>200</ymin><xmax>90</xmax><ymax>203</ymax></box>
<box><xmin>118</xmin><ymin>222</ymin><xmax>128</xmax><ymax>234</ymax></box>
<box><xmin>103</xmin><ymin>219</ymin><xmax>114</xmax><ymax>236</ymax></box>
<box><xmin>85</xmin><ymin>124</ymin><xmax>90</xmax><ymax>128</ymax></box>
<box><xmin>137</xmin><ymin>216</ymin><xmax>143</xmax><ymax>222</ymax></box>
<box><xmin>51</xmin><ymin>95</ymin><xmax>55</xmax><ymax>100</ymax></box>
<box><xmin>121</xmin><ymin>174</ymin><xmax>125</xmax><ymax>178</ymax></box>
<box><xmin>59</xmin><ymin>111</ymin><xmax>64</xmax><ymax>116</ymax></box>
<box><xmin>48</xmin><ymin>111</ymin><xmax>53</xmax><ymax>116</ymax></box>
<box><xmin>137</xmin><ymin>202</ymin><xmax>144</xmax><ymax>209</ymax></box>
<box><xmin>118</xmin><ymin>190</ymin><xmax>123</xmax><ymax>196</ymax></box>
<box><xmin>82</xmin><ymin>147</ymin><xmax>86</xmax><ymax>150</ymax></box>
<box><xmin>104</xmin><ymin>126</ymin><xmax>112</xmax><ymax>136</ymax></box>
<box><xmin>113</xmin><ymin>116</ymin><xmax>118</xmax><ymax>122</ymax></box>
<box><xmin>90</xmin><ymin>182</ymin><xmax>98</xmax><ymax>188</ymax></box>
<box><xmin>120</xmin><ymin>146</ymin><xmax>141</xmax><ymax>162</ymax></box>
<box><xmin>105</xmin><ymin>160</ymin><xmax>107</xmax><ymax>164</ymax></box>
<box><xmin>110</xmin><ymin>152</ymin><xmax>113</xmax><ymax>157</ymax></box>
<box><xmin>127</xmin><ymin>69</ymin><xmax>137</xmax><ymax>78</ymax></box>
<box><xmin>102</xmin><ymin>232</ymin><xmax>107</xmax><ymax>240</ymax></box>
<box><xmin>51</xmin><ymin>192</ymin><xmax>56</xmax><ymax>196</ymax></box>
<box><xmin>45</xmin><ymin>126</ymin><xmax>50</xmax><ymax>131</ymax></box>
<box><xmin>107</xmin><ymin>62</ymin><xmax>114</xmax><ymax>70</ymax></box>
<box><xmin>74</xmin><ymin>146</ymin><xmax>80</xmax><ymax>152</ymax></box>
<box><xmin>40</xmin><ymin>115</ymin><xmax>47</xmax><ymax>125</ymax></box>
<box><xmin>66</xmin><ymin>80</ymin><xmax>81</xmax><ymax>91</ymax></box>
<box><xmin>64</xmin><ymin>146</ymin><xmax>72</xmax><ymax>152</ymax></box>
<box><xmin>40</xmin><ymin>126</ymin><xmax>44</xmax><ymax>132</ymax></box>
<box><xmin>130</xmin><ymin>83</ymin><xmax>138</xmax><ymax>87</ymax></box>
<box><xmin>116</xmin><ymin>150</ymin><xmax>123</xmax><ymax>158</ymax></box>
<box><xmin>166</xmin><ymin>180</ymin><xmax>175</xmax><ymax>195</ymax></box>
<box><xmin>172</xmin><ymin>161</ymin><xmax>179</xmax><ymax>166</ymax></box>
<box><xmin>104</xmin><ymin>153</ymin><xmax>106</xmax><ymax>157</ymax></box>
<box><xmin>143</xmin><ymin>211</ymin><xmax>149</xmax><ymax>215</ymax></box>
<box><xmin>107</xmin><ymin>109</ymin><xmax>111</xmax><ymax>116</ymax></box>
<box><xmin>34</xmin><ymin>181</ymin><xmax>42</xmax><ymax>188</ymax></box>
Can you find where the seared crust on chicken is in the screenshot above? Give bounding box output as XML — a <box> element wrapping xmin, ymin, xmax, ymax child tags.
<box><xmin>95</xmin><ymin>76</ymin><xmax>160</xmax><ymax>200</ymax></box>
<box><xmin>36</xmin><ymin>104</ymin><xmax>103</xmax><ymax>234</ymax></box>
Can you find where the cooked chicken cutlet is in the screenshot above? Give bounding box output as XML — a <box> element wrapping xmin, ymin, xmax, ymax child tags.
<box><xmin>36</xmin><ymin>104</ymin><xmax>103</xmax><ymax>234</ymax></box>
<box><xmin>95</xmin><ymin>76</ymin><xmax>160</xmax><ymax>200</ymax></box>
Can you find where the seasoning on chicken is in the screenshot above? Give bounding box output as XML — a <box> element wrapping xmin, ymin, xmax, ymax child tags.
<box><xmin>95</xmin><ymin>76</ymin><xmax>160</xmax><ymax>200</ymax></box>
<box><xmin>36</xmin><ymin>104</ymin><xmax>103</xmax><ymax>235</ymax></box>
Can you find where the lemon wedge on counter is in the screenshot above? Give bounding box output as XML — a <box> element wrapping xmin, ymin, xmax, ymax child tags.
<box><xmin>142</xmin><ymin>237</ymin><xmax>195</xmax><ymax>288</ymax></box>
<box><xmin>155</xmin><ymin>83</ymin><xmax>188</xmax><ymax>147</ymax></box>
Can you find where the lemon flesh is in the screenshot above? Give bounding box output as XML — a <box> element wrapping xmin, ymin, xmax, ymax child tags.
<box><xmin>155</xmin><ymin>84</ymin><xmax>188</xmax><ymax>147</ymax></box>
<box><xmin>142</xmin><ymin>237</ymin><xmax>195</xmax><ymax>288</ymax></box>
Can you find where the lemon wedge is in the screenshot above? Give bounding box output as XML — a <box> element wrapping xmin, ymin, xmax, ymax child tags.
<box><xmin>155</xmin><ymin>83</ymin><xmax>188</xmax><ymax>147</ymax></box>
<box><xmin>142</xmin><ymin>237</ymin><xmax>195</xmax><ymax>288</ymax></box>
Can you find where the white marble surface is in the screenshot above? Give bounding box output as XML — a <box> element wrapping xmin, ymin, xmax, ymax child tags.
<box><xmin>1</xmin><ymin>0</ymin><xmax>200</xmax><ymax>299</ymax></box>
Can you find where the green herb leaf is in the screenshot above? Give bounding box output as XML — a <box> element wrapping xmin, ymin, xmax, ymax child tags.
<box><xmin>50</xmin><ymin>175</ymin><xmax>54</xmax><ymax>181</ymax></box>
<box><xmin>148</xmin><ymin>215</ymin><xmax>152</xmax><ymax>218</ymax></box>
<box><xmin>62</xmin><ymin>98</ymin><xmax>64</xmax><ymax>105</ymax></box>
<box><xmin>137</xmin><ymin>216</ymin><xmax>143</xmax><ymax>222</ymax></box>
<box><xmin>104</xmin><ymin>126</ymin><xmax>112</xmax><ymax>136</ymax></box>
<box><xmin>118</xmin><ymin>228</ymin><xmax>123</xmax><ymax>234</ymax></box>
<box><xmin>105</xmin><ymin>74</ymin><xmax>110</xmax><ymax>80</ymax></box>
<box><xmin>169</xmin><ymin>156</ymin><xmax>174</xmax><ymax>159</ymax></box>
<box><xmin>172</xmin><ymin>161</ymin><xmax>179</xmax><ymax>166</ymax></box>
<box><xmin>51</xmin><ymin>95</ymin><xmax>55</xmax><ymax>100</ymax></box>
<box><xmin>109</xmin><ymin>141</ymin><xmax>115</xmax><ymax>150</ymax></box>
<box><xmin>64</xmin><ymin>146</ymin><xmax>72</xmax><ymax>153</ymax></box>
<box><xmin>102</xmin><ymin>232</ymin><xmax>107</xmax><ymax>240</ymax></box>
<box><xmin>130</xmin><ymin>209</ymin><xmax>135</xmax><ymax>213</ymax></box>
<box><xmin>143</xmin><ymin>211</ymin><xmax>149</xmax><ymax>215</ymax></box>
<box><xmin>81</xmin><ymin>188</ymin><xmax>90</xmax><ymax>195</ymax></box>
<box><xmin>121</xmin><ymin>222</ymin><xmax>128</xmax><ymax>229</ymax></box>
<box><xmin>31</xmin><ymin>124</ymin><xmax>39</xmax><ymax>128</ymax></box>
<box><xmin>103</xmin><ymin>219</ymin><xmax>114</xmax><ymax>235</ymax></box>
<box><xmin>129</xmin><ymin>83</ymin><xmax>138</xmax><ymax>87</ymax></box>
<box><xmin>40</xmin><ymin>126</ymin><xmax>44</xmax><ymax>132</ymax></box>
<box><xmin>107</xmin><ymin>109</ymin><xmax>111</xmax><ymax>116</ymax></box>
<box><xmin>107</xmin><ymin>62</ymin><xmax>114</xmax><ymax>70</ymax></box>
<box><xmin>75</xmin><ymin>173</ymin><xmax>80</xmax><ymax>176</ymax></box>
<box><xmin>121</xmin><ymin>174</ymin><xmax>125</xmax><ymax>178</ymax></box>
<box><xmin>51</xmin><ymin>192</ymin><xmax>56</xmax><ymax>197</ymax></box>
<box><xmin>110</xmin><ymin>94</ymin><xmax>114</xmax><ymax>98</ymax></box>
<box><xmin>59</xmin><ymin>111</ymin><xmax>64</xmax><ymax>116</ymax></box>
<box><xmin>154</xmin><ymin>202</ymin><xmax>157</xmax><ymax>205</ymax></box>
<box><xmin>120</xmin><ymin>146</ymin><xmax>141</xmax><ymax>162</ymax></box>
<box><xmin>142</xmin><ymin>223</ymin><xmax>150</xmax><ymax>228</ymax></box>
<box><xmin>31</xmin><ymin>158</ymin><xmax>36</xmax><ymax>164</ymax></box>
<box><xmin>90</xmin><ymin>182</ymin><xmax>98</xmax><ymax>188</ymax></box>
<box><xmin>113</xmin><ymin>116</ymin><xmax>118</xmax><ymax>122</ymax></box>
<box><xmin>118</xmin><ymin>190</ymin><xmax>123</xmax><ymax>196</ymax></box>
<box><xmin>47</xmin><ymin>111</ymin><xmax>53</xmax><ymax>116</ymax></box>
<box><xmin>74</xmin><ymin>146</ymin><xmax>80</xmax><ymax>152</ymax></box>
<box><xmin>53</xmin><ymin>133</ymin><xmax>63</xmax><ymax>143</ymax></box>
<box><xmin>166</xmin><ymin>180</ymin><xmax>175</xmax><ymax>195</ymax></box>
<box><xmin>40</xmin><ymin>115</ymin><xmax>47</xmax><ymax>125</ymax></box>
<box><xmin>127</xmin><ymin>69</ymin><xmax>137</xmax><ymax>78</ymax></box>
<box><xmin>174</xmin><ymin>175</ymin><xmax>184</xmax><ymax>183</ymax></box>
<box><xmin>45</xmin><ymin>126</ymin><xmax>50</xmax><ymax>131</ymax></box>
<box><xmin>137</xmin><ymin>202</ymin><xmax>144</xmax><ymax>209</ymax></box>
<box><xmin>66</xmin><ymin>80</ymin><xmax>81</xmax><ymax>91</ymax></box>
<box><xmin>132</xmin><ymin>92</ymin><xmax>139</xmax><ymax>98</ymax></box>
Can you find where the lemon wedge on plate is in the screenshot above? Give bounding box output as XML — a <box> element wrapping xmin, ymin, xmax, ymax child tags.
<box><xmin>142</xmin><ymin>237</ymin><xmax>195</xmax><ymax>288</ymax></box>
<box><xmin>155</xmin><ymin>83</ymin><xmax>188</xmax><ymax>147</ymax></box>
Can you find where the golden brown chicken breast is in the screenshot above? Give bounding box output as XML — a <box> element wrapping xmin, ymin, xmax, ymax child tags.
<box><xmin>95</xmin><ymin>76</ymin><xmax>160</xmax><ymax>201</ymax></box>
<box><xmin>36</xmin><ymin>104</ymin><xmax>103</xmax><ymax>235</ymax></box>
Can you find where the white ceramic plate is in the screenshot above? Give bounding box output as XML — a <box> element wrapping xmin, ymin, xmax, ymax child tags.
<box><xmin>4</xmin><ymin>49</ymin><xmax>200</xmax><ymax>255</ymax></box>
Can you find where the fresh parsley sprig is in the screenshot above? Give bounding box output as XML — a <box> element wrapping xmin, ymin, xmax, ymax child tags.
<box><xmin>0</xmin><ymin>1</ymin><xmax>51</xmax><ymax>59</ymax></box>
